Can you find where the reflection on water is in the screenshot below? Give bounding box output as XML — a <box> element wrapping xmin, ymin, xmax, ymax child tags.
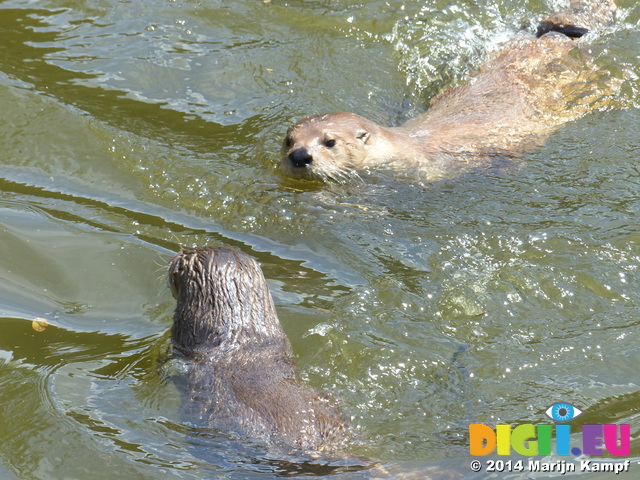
<box><xmin>0</xmin><ymin>0</ymin><xmax>639</xmax><ymax>478</ymax></box>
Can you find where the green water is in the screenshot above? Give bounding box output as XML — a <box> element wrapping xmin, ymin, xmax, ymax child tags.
<box><xmin>0</xmin><ymin>0</ymin><xmax>639</xmax><ymax>478</ymax></box>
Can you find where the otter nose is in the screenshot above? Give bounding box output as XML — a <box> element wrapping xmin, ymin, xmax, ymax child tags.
<box><xmin>289</xmin><ymin>148</ymin><xmax>313</xmax><ymax>168</ymax></box>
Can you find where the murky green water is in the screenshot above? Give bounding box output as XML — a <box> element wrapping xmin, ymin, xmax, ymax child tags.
<box><xmin>0</xmin><ymin>0</ymin><xmax>639</xmax><ymax>478</ymax></box>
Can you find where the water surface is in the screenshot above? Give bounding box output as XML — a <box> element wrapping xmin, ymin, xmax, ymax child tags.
<box><xmin>1</xmin><ymin>0</ymin><xmax>639</xmax><ymax>478</ymax></box>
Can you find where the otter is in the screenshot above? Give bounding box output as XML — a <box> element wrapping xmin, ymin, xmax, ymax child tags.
<box><xmin>281</xmin><ymin>0</ymin><xmax>618</xmax><ymax>182</ymax></box>
<box><xmin>168</xmin><ymin>246</ymin><xmax>349</xmax><ymax>452</ymax></box>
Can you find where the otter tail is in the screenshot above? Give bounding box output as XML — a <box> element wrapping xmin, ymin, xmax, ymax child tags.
<box><xmin>536</xmin><ymin>0</ymin><xmax>617</xmax><ymax>38</ymax></box>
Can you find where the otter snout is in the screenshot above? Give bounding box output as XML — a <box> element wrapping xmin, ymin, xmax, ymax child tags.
<box><xmin>288</xmin><ymin>147</ymin><xmax>313</xmax><ymax>168</ymax></box>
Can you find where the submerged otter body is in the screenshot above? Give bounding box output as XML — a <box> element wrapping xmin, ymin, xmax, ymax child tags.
<box><xmin>281</xmin><ymin>0</ymin><xmax>618</xmax><ymax>182</ymax></box>
<box><xmin>168</xmin><ymin>246</ymin><xmax>348</xmax><ymax>452</ymax></box>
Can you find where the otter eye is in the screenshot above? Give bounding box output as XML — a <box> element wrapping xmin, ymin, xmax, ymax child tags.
<box><xmin>284</xmin><ymin>136</ymin><xmax>293</xmax><ymax>148</ymax></box>
<box><xmin>325</xmin><ymin>139</ymin><xmax>336</xmax><ymax>148</ymax></box>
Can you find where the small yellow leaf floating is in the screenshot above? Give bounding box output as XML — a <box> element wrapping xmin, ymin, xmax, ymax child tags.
<box><xmin>32</xmin><ymin>317</ymin><xmax>48</xmax><ymax>333</ymax></box>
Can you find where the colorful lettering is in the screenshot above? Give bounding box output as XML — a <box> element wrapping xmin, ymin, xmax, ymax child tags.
<box><xmin>469</xmin><ymin>424</ymin><xmax>496</xmax><ymax>456</ymax></box>
<box><xmin>512</xmin><ymin>424</ymin><xmax>537</xmax><ymax>455</ymax></box>
<box><xmin>469</xmin><ymin>423</ymin><xmax>630</xmax><ymax>457</ymax></box>
<box><xmin>603</xmin><ymin>424</ymin><xmax>630</xmax><ymax>457</ymax></box>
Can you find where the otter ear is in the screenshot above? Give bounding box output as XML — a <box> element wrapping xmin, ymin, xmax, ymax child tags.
<box><xmin>356</xmin><ymin>129</ymin><xmax>370</xmax><ymax>144</ymax></box>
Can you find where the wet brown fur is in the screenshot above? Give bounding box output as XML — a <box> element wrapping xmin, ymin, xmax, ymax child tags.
<box><xmin>168</xmin><ymin>246</ymin><xmax>349</xmax><ymax>452</ymax></box>
<box><xmin>282</xmin><ymin>0</ymin><xmax>618</xmax><ymax>182</ymax></box>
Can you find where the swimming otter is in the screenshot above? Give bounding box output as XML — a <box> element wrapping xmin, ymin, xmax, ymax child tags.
<box><xmin>168</xmin><ymin>246</ymin><xmax>349</xmax><ymax>452</ymax></box>
<box><xmin>281</xmin><ymin>0</ymin><xmax>618</xmax><ymax>182</ymax></box>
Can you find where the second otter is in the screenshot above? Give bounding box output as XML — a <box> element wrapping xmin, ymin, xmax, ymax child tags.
<box><xmin>168</xmin><ymin>246</ymin><xmax>348</xmax><ymax>452</ymax></box>
<box><xmin>281</xmin><ymin>0</ymin><xmax>618</xmax><ymax>182</ymax></box>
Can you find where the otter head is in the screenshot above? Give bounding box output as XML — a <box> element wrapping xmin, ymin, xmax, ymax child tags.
<box><xmin>281</xmin><ymin>113</ymin><xmax>378</xmax><ymax>182</ymax></box>
<box><xmin>168</xmin><ymin>246</ymin><xmax>285</xmax><ymax>356</ymax></box>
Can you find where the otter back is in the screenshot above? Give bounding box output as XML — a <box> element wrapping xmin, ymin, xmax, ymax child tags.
<box><xmin>281</xmin><ymin>0</ymin><xmax>619</xmax><ymax>182</ymax></box>
<box><xmin>168</xmin><ymin>246</ymin><xmax>348</xmax><ymax>452</ymax></box>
